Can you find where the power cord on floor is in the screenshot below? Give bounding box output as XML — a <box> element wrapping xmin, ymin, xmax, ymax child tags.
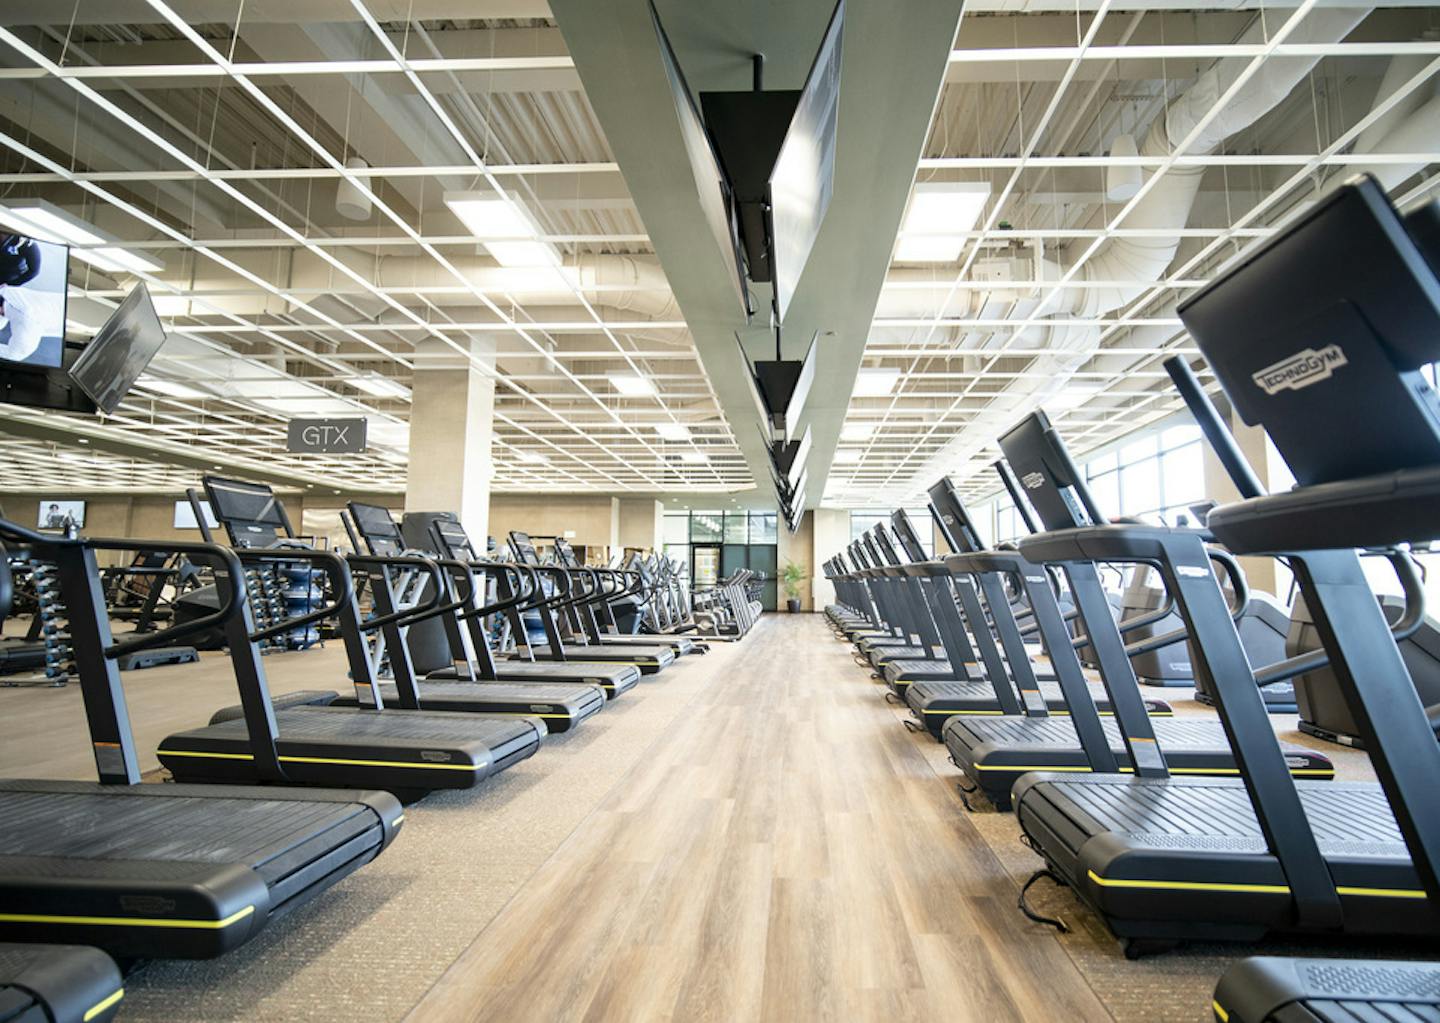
<box><xmin>1018</xmin><ymin>870</ymin><xmax>1071</xmax><ymax>933</ymax></box>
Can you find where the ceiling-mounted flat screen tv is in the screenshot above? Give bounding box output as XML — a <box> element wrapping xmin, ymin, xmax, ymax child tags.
<box><xmin>0</xmin><ymin>233</ymin><xmax>68</xmax><ymax>369</ymax></box>
<box><xmin>768</xmin><ymin>0</ymin><xmax>844</xmax><ymax>322</ymax></box>
<box><xmin>649</xmin><ymin>0</ymin><xmax>748</xmax><ymax>315</ymax></box>
<box><xmin>69</xmin><ymin>282</ymin><xmax>168</xmax><ymax>415</ymax></box>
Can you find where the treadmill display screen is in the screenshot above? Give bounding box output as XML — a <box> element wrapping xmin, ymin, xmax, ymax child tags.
<box><xmin>203</xmin><ymin>476</ymin><xmax>288</xmax><ymax>547</ymax></box>
<box><xmin>926</xmin><ymin>476</ymin><xmax>983</xmax><ymax>554</ymax></box>
<box><xmin>996</xmin><ymin>412</ymin><xmax>1102</xmax><ymax>533</ymax></box>
<box><xmin>890</xmin><ymin>509</ymin><xmax>927</xmax><ymax>563</ymax></box>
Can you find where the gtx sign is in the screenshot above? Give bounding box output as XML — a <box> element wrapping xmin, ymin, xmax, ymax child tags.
<box><xmin>287</xmin><ymin>417</ymin><xmax>367</xmax><ymax>454</ymax></box>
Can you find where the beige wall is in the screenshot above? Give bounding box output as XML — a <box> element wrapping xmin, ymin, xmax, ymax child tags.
<box><xmin>810</xmin><ymin>508</ymin><xmax>850</xmax><ymax>610</ymax></box>
<box><xmin>1200</xmin><ymin>408</ymin><xmax>1279</xmax><ymax>597</ymax></box>
<box><xmin>616</xmin><ymin>498</ymin><xmax>663</xmax><ymax>552</ymax></box>
<box><xmin>777</xmin><ymin>509</ymin><xmax>816</xmax><ymax>611</ymax></box>
<box><xmin>487</xmin><ymin>494</ymin><xmax>620</xmax><ymax>552</ymax></box>
<box><xmin>0</xmin><ymin>492</ymin><xmax>309</xmax><ymax>566</ymax></box>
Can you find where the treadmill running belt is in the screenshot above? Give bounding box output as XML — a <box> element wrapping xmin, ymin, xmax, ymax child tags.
<box><xmin>0</xmin><ymin>779</ymin><xmax>400</xmax><ymax>958</ymax></box>
<box><xmin>1013</xmin><ymin>776</ymin><xmax>1428</xmax><ymax>944</ymax></box>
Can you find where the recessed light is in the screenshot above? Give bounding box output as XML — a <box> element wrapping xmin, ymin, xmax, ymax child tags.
<box><xmin>654</xmin><ymin>422</ymin><xmax>691</xmax><ymax>441</ymax></box>
<box><xmin>607</xmin><ymin>373</ymin><xmax>656</xmax><ymax>397</ymax></box>
<box><xmin>351</xmin><ymin>374</ymin><xmax>411</xmax><ymax>400</ymax></box>
<box><xmin>853</xmin><ymin>369</ymin><xmax>901</xmax><ymax>397</ymax></box>
<box><xmin>77</xmin><ymin>438</ymin><xmax>89</xmax><ymax>444</ymax></box>
<box><xmin>444</xmin><ymin>192</ymin><xmax>536</xmax><ymax>239</ymax></box>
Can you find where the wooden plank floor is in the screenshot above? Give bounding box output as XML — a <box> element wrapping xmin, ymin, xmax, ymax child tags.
<box><xmin>409</xmin><ymin>615</ymin><xmax>1113</xmax><ymax>1023</ymax></box>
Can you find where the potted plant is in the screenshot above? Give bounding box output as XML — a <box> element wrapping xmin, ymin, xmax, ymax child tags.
<box><xmin>780</xmin><ymin>560</ymin><xmax>807</xmax><ymax>613</ymax></box>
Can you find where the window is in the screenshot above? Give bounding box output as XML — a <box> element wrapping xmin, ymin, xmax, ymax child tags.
<box><xmin>849</xmin><ymin>512</ymin><xmax>887</xmax><ymax>542</ymax></box>
<box><xmin>748</xmin><ymin>512</ymin><xmax>777</xmax><ymax>544</ymax></box>
<box><xmin>690</xmin><ymin>511</ymin><xmax>722</xmax><ymax>542</ymax></box>
<box><xmin>1082</xmin><ymin>420</ymin><xmax>1203</xmax><ymax>526</ymax></box>
<box><xmin>723</xmin><ymin>512</ymin><xmax>749</xmax><ymax>544</ymax></box>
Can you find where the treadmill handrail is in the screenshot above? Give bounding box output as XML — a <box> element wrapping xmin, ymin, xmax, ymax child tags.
<box><xmin>232</xmin><ymin>546</ymin><xmax>353</xmax><ymax>644</ymax></box>
<box><xmin>345</xmin><ymin>553</ymin><xmax>451</xmax><ymax>631</ymax></box>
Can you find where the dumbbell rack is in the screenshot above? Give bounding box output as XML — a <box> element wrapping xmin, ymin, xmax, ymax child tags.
<box><xmin>1</xmin><ymin>551</ymin><xmax>74</xmax><ymax>688</ymax></box>
<box><xmin>243</xmin><ymin>561</ymin><xmax>325</xmax><ymax>652</ymax></box>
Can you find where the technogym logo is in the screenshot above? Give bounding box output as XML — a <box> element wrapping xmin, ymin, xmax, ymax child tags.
<box><xmin>1021</xmin><ymin>471</ymin><xmax>1045</xmax><ymax>490</ymax></box>
<box><xmin>1252</xmin><ymin>344</ymin><xmax>1348</xmax><ymax>395</ymax></box>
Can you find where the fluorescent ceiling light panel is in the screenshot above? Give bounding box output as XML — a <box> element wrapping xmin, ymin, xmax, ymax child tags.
<box><xmin>895</xmin><ymin>181</ymin><xmax>991</xmax><ymax>264</ymax></box>
<box><xmin>351</xmin><ymin>374</ymin><xmax>412</xmax><ymax>400</ymax></box>
<box><xmin>903</xmin><ymin>181</ymin><xmax>991</xmax><ymax>234</ymax></box>
<box><xmin>135</xmin><ymin>376</ymin><xmax>209</xmax><ymax>400</ymax></box>
<box><xmin>853</xmin><ymin>368</ymin><xmax>902</xmax><ymax>397</ymax></box>
<box><xmin>894</xmin><ymin>234</ymin><xmax>964</xmax><ymax>263</ymax></box>
<box><xmin>840</xmin><ymin>422</ymin><xmax>874</xmax><ymax>441</ymax></box>
<box><xmin>444</xmin><ymin>192</ymin><xmax>536</xmax><ymax>239</ymax></box>
<box><xmin>515</xmin><ymin>449</ymin><xmax>549</xmax><ymax>464</ymax></box>
<box><xmin>486</xmin><ymin>240</ymin><xmax>561</xmax><ymax>268</ymax></box>
<box><xmin>607</xmin><ymin>373</ymin><xmax>656</xmax><ymax>397</ymax></box>
<box><xmin>832</xmin><ymin>448</ymin><xmax>861</xmax><ymax>463</ymax></box>
<box><xmin>3</xmin><ymin>201</ymin><xmax>163</xmax><ymax>274</ymax></box>
<box><xmin>654</xmin><ymin>422</ymin><xmax>692</xmax><ymax>441</ymax></box>
<box><xmin>679</xmin><ymin>450</ymin><xmax>707</xmax><ymax>464</ymax></box>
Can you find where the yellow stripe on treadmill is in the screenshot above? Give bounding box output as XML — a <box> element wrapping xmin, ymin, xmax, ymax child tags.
<box><xmin>83</xmin><ymin>988</ymin><xmax>124</xmax><ymax>1022</ymax></box>
<box><xmin>1336</xmin><ymin>885</ymin><xmax>1427</xmax><ymax>899</ymax></box>
<box><xmin>970</xmin><ymin>764</ymin><xmax>1332</xmax><ymax>777</ymax></box>
<box><xmin>0</xmin><ymin>905</ymin><xmax>255</xmax><ymax>930</ymax></box>
<box><xmin>1087</xmin><ymin>871</ymin><xmax>1423</xmax><ymax>900</ymax></box>
<box><xmin>1212</xmin><ymin>1000</ymin><xmax>1229</xmax><ymax>1022</ymax></box>
<box><xmin>157</xmin><ymin>749</ymin><xmax>485</xmax><ymax>771</ymax></box>
<box><xmin>1085</xmin><ymin>871</ymin><xmax>1289</xmax><ymax>895</ymax></box>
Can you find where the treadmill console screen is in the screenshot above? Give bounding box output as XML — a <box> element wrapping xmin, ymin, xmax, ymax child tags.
<box><xmin>203</xmin><ymin>476</ymin><xmax>288</xmax><ymax>548</ymax></box>
<box><xmin>1178</xmin><ymin>175</ymin><xmax>1440</xmax><ymax>485</ymax></box>
<box><xmin>926</xmin><ymin>476</ymin><xmax>983</xmax><ymax>554</ymax></box>
<box><xmin>348</xmin><ymin>502</ymin><xmax>403</xmax><ymax>555</ymax></box>
<box><xmin>996</xmin><ymin>412</ymin><xmax>1104</xmax><ymax>533</ymax></box>
<box><xmin>871</xmin><ymin>524</ymin><xmax>902</xmax><ymax>566</ymax></box>
<box><xmin>508</xmin><ymin>531</ymin><xmax>541</xmax><ymax>565</ymax></box>
<box><xmin>890</xmin><ymin>509</ymin><xmax>928</xmax><ymax>563</ymax></box>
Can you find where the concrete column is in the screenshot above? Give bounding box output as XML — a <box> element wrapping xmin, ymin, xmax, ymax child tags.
<box><xmin>617</xmin><ymin>498</ymin><xmax>663</xmax><ymax>551</ymax></box>
<box><xmin>810</xmin><ymin>508</ymin><xmax>850</xmax><ymax>610</ymax></box>
<box><xmin>1200</xmin><ymin>407</ymin><xmax>1278</xmax><ymax>596</ymax></box>
<box><xmin>405</xmin><ymin>336</ymin><xmax>496</xmax><ymax>540</ymax></box>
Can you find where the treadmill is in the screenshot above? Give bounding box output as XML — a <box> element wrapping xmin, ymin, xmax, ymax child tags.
<box><xmin>316</xmin><ymin>504</ymin><xmax>606</xmax><ymax>733</ymax></box>
<box><xmin>398</xmin><ymin>512</ymin><xmax>641</xmax><ymax>699</ymax></box>
<box><xmin>156</xmin><ymin>478</ymin><xmax>545</xmax><ymax>800</ymax></box>
<box><xmin>942</xmin><ymin>419</ymin><xmax>1331</xmax><ymax>809</ymax></box>
<box><xmin>1014</xmin><ymin>177</ymin><xmax>1440</xmax><ymax>964</ymax></box>
<box><xmin>551</xmin><ymin>538</ymin><xmax>699</xmax><ymax>657</ymax></box>
<box><xmin>501</xmin><ymin>531</ymin><xmax>675</xmax><ymax>675</ymax></box>
<box><xmin>0</xmin><ymin>519</ymin><xmax>402</xmax><ymax>960</ymax></box>
<box><xmin>894</xmin><ymin>502</ymin><xmax>1171</xmax><ymax>740</ymax></box>
<box><xmin>0</xmin><ymin>944</ymin><xmax>122</xmax><ymax>1023</ymax></box>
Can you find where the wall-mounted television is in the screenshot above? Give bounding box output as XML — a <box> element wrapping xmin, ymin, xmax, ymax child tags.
<box><xmin>38</xmin><ymin>499</ymin><xmax>85</xmax><ymax>531</ymax></box>
<box><xmin>0</xmin><ymin>233</ymin><xmax>68</xmax><ymax>370</ymax></box>
<box><xmin>173</xmin><ymin>498</ymin><xmax>218</xmax><ymax>530</ymax></box>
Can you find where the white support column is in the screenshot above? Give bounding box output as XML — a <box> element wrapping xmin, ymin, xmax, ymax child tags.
<box><xmin>405</xmin><ymin>336</ymin><xmax>496</xmax><ymax>541</ymax></box>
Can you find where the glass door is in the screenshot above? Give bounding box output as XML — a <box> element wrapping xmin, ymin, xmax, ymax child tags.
<box><xmin>692</xmin><ymin>544</ymin><xmax>720</xmax><ymax>588</ymax></box>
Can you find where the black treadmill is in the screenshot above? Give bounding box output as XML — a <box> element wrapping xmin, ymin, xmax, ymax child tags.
<box><xmin>940</xmin><ymin>426</ymin><xmax>1329</xmax><ymax>809</ymax></box>
<box><xmin>501</xmin><ymin>531</ymin><xmax>675</xmax><ymax>675</ymax></box>
<box><xmin>399</xmin><ymin>512</ymin><xmax>641</xmax><ymax>699</ymax></box>
<box><xmin>0</xmin><ymin>944</ymin><xmax>123</xmax><ymax>1023</ymax></box>
<box><xmin>329</xmin><ymin>503</ymin><xmax>606</xmax><ymax>732</ymax></box>
<box><xmin>0</xmin><ymin>520</ymin><xmax>403</xmax><ymax>960</ymax></box>
<box><xmin>1014</xmin><ymin>178</ymin><xmax>1440</xmax><ymax>966</ymax></box>
<box><xmin>551</xmin><ymin>538</ymin><xmax>699</xmax><ymax>657</ymax></box>
<box><xmin>156</xmin><ymin>478</ymin><xmax>544</xmax><ymax>800</ymax></box>
<box><xmin>895</xmin><ymin>499</ymin><xmax>1171</xmax><ymax>738</ymax></box>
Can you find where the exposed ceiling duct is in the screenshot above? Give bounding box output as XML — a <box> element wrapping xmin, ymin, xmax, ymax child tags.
<box><xmin>894</xmin><ymin>6</ymin><xmax>1374</xmax><ymax>495</ymax></box>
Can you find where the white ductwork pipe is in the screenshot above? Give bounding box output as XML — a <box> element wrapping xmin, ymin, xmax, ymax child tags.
<box><xmin>898</xmin><ymin>7</ymin><xmax>1371</xmax><ymax>488</ymax></box>
<box><xmin>156</xmin><ymin>252</ymin><xmax>682</xmax><ymax>322</ymax></box>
